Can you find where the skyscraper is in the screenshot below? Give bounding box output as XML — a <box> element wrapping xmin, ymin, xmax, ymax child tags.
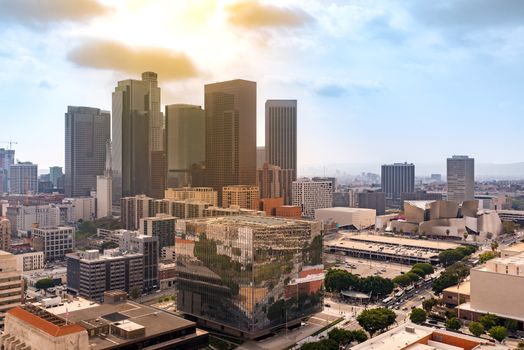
<box><xmin>9</xmin><ymin>162</ymin><xmax>37</xmax><ymax>194</ymax></box>
<box><xmin>112</xmin><ymin>72</ymin><xmax>164</xmax><ymax>203</ymax></box>
<box><xmin>257</xmin><ymin>162</ymin><xmax>282</xmax><ymax>199</ymax></box>
<box><xmin>204</xmin><ymin>79</ymin><xmax>257</xmax><ymax>205</ymax></box>
<box><xmin>165</xmin><ymin>104</ymin><xmax>205</xmax><ymax>188</ymax></box>
<box><xmin>381</xmin><ymin>162</ymin><xmax>415</xmax><ymax>209</ymax></box>
<box><xmin>64</xmin><ymin>106</ymin><xmax>110</xmax><ymax>197</ymax></box>
<box><xmin>265</xmin><ymin>100</ymin><xmax>297</xmax><ymax>205</ymax></box>
<box><xmin>447</xmin><ymin>155</ymin><xmax>475</xmax><ymax>203</ymax></box>
<box><xmin>49</xmin><ymin>166</ymin><xmax>63</xmax><ymax>189</ymax></box>
<box><xmin>96</xmin><ymin>141</ymin><xmax>113</xmax><ymax>218</ymax></box>
<box><xmin>0</xmin><ymin>148</ymin><xmax>15</xmax><ymax>193</ymax></box>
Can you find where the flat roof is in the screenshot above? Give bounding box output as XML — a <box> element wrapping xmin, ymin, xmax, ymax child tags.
<box><xmin>326</xmin><ymin>238</ymin><xmax>440</xmax><ymax>260</ymax></box>
<box><xmin>188</xmin><ymin>215</ymin><xmax>315</xmax><ymax>227</ymax></box>
<box><xmin>348</xmin><ymin>234</ymin><xmax>460</xmax><ymax>251</ymax></box>
<box><xmin>457</xmin><ymin>302</ymin><xmax>524</xmax><ymax>323</ymax></box>
<box><xmin>56</xmin><ymin>300</ymin><xmax>195</xmax><ymax>349</ymax></box>
<box><xmin>503</xmin><ymin>242</ymin><xmax>524</xmax><ymax>253</ymax></box>
<box><xmin>315</xmin><ymin>207</ymin><xmax>375</xmax><ymax>214</ymax></box>
<box><xmin>443</xmin><ymin>280</ymin><xmax>471</xmax><ymax>295</ymax></box>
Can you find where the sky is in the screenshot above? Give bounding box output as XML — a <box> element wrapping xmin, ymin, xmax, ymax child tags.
<box><xmin>0</xmin><ymin>0</ymin><xmax>523</xmax><ymax>176</ymax></box>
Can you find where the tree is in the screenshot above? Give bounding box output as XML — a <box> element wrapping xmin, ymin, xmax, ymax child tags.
<box><xmin>479</xmin><ymin>251</ymin><xmax>496</xmax><ymax>263</ymax></box>
<box><xmin>100</xmin><ymin>241</ymin><xmax>119</xmax><ymax>251</ymax></box>
<box><xmin>392</xmin><ymin>274</ymin><xmax>412</xmax><ymax>287</ymax></box>
<box><xmin>410</xmin><ymin>308</ymin><xmax>427</xmax><ymax>324</ymax></box>
<box><xmin>357</xmin><ymin>308</ymin><xmax>396</xmax><ymax>336</ymax></box>
<box><xmin>432</xmin><ymin>272</ymin><xmax>459</xmax><ymax>294</ymax></box>
<box><xmin>351</xmin><ymin>329</ymin><xmax>368</xmax><ymax>343</ymax></box>
<box><xmin>412</xmin><ymin>263</ymin><xmax>434</xmax><ymax>275</ymax></box>
<box><xmin>491</xmin><ymin>241</ymin><xmax>499</xmax><ymax>252</ymax></box>
<box><xmin>439</xmin><ymin>250</ymin><xmax>464</xmax><ymax>267</ymax></box>
<box><xmin>502</xmin><ymin>221</ymin><xmax>517</xmax><ymax>235</ymax></box>
<box><xmin>468</xmin><ymin>322</ymin><xmax>484</xmax><ymax>337</ymax></box>
<box><xmin>328</xmin><ymin>328</ymin><xmax>354</xmax><ymax>346</ymax></box>
<box><xmin>489</xmin><ymin>326</ymin><xmax>508</xmax><ymax>342</ymax></box>
<box><xmin>422</xmin><ymin>298</ymin><xmax>439</xmax><ymax>312</ymax></box>
<box><xmin>358</xmin><ymin>276</ymin><xmax>394</xmax><ymax>297</ymax></box>
<box><xmin>479</xmin><ymin>314</ymin><xmax>499</xmax><ymax>330</ymax></box>
<box><xmin>445</xmin><ymin>317</ymin><xmax>462</xmax><ymax>331</ymax></box>
<box><xmin>486</xmin><ymin>232</ymin><xmax>493</xmax><ymax>240</ymax></box>
<box><xmin>35</xmin><ymin>278</ymin><xmax>54</xmax><ymax>291</ymax></box>
<box><xmin>446</xmin><ymin>229</ymin><xmax>450</xmax><ymax>237</ymax></box>
<box><xmin>410</xmin><ymin>268</ymin><xmax>426</xmax><ymax>277</ymax></box>
<box><xmin>405</xmin><ymin>272</ymin><xmax>420</xmax><ymax>283</ymax></box>
<box><xmin>129</xmin><ymin>286</ymin><xmax>141</xmax><ymax>299</ymax></box>
<box><xmin>463</xmin><ymin>232</ymin><xmax>468</xmax><ymax>241</ymax></box>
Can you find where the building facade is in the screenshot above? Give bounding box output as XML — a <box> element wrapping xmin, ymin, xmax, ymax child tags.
<box><xmin>9</xmin><ymin>162</ymin><xmax>38</xmax><ymax>194</ymax></box>
<box><xmin>292</xmin><ymin>179</ymin><xmax>333</xmax><ymax>219</ymax></box>
<box><xmin>381</xmin><ymin>162</ymin><xmax>415</xmax><ymax>209</ymax></box>
<box><xmin>14</xmin><ymin>251</ymin><xmax>44</xmax><ymax>272</ymax></box>
<box><xmin>0</xmin><ymin>148</ymin><xmax>15</xmax><ymax>193</ymax></box>
<box><xmin>0</xmin><ymin>251</ymin><xmax>23</xmax><ymax>327</ymax></box>
<box><xmin>222</xmin><ymin>185</ymin><xmax>260</xmax><ymax>210</ymax></box>
<box><xmin>32</xmin><ymin>227</ymin><xmax>75</xmax><ymax>262</ymax></box>
<box><xmin>265</xmin><ymin>100</ymin><xmax>297</xmax><ymax>205</ymax></box>
<box><xmin>0</xmin><ymin>217</ymin><xmax>10</xmax><ymax>251</ymax></box>
<box><xmin>112</xmin><ymin>72</ymin><xmax>164</xmax><ymax>204</ymax></box>
<box><xmin>139</xmin><ymin>214</ymin><xmax>176</xmax><ymax>251</ymax></box>
<box><xmin>119</xmin><ymin>231</ymin><xmax>159</xmax><ymax>292</ymax></box>
<box><xmin>257</xmin><ymin>162</ymin><xmax>282</xmax><ymax>199</ymax></box>
<box><xmin>204</xmin><ymin>79</ymin><xmax>257</xmax><ymax>206</ymax></box>
<box><xmin>64</xmin><ymin>106</ymin><xmax>110</xmax><ymax>197</ymax></box>
<box><xmin>164</xmin><ymin>187</ymin><xmax>218</xmax><ymax>206</ymax></box>
<box><xmin>165</xmin><ymin>104</ymin><xmax>205</xmax><ymax>188</ymax></box>
<box><xmin>176</xmin><ymin>216</ymin><xmax>323</xmax><ymax>338</ymax></box>
<box><xmin>447</xmin><ymin>155</ymin><xmax>475</xmax><ymax>203</ymax></box>
<box><xmin>66</xmin><ymin>249</ymin><xmax>143</xmax><ymax>301</ymax></box>
<box><xmin>120</xmin><ymin>195</ymin><xmax>154</xmax><ymax>230</ymax></box>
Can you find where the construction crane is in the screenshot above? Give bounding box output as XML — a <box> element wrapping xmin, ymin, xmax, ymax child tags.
<box><xmin>0</xmin><ymin>140</ymin><xmax>18</xmax><ymax>149</ymax></box>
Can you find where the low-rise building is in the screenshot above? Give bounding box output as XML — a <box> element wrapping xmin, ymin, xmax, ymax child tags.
<box><xmin>275</xmin><ymin>205</ymin><xmax>302</xmax><ymax>218</ymax></box>
<box><xmin>222</xmin><ymin>185</ymin><xmax>260</xmax><ymax>210</ymax></box>
<box><xmin>32</xmin><ymin>226</ymin><xmax>75</xmax><ymax>262</ymax></box>
<box><xmin>14</xmin><ymin>250</ymin><xmax>44</xmax><ymax>271</ymax></box>
<box><xmin>442</xmin><ymin>280</ymin><xmax>470</xmax><ymax>307</ymax></box>
<box><xmin>352</xmin><ymin>323</ymin><xmax>510</xmax><ymax>350</ymax></box>
<box><xmin>66</xmin><ymin>249</ymin><xmax>143</xmax><ymax>302</ymax></box>
<box><xmin>159</xmin><ymin>260</ymin><xmax>177</xmax><ymax>290</ymax></box>
<box><xmin>2</xmin><ymin>291</ymin><xmax>208</xmax><ymax>349</ymax></box>
<box><xmin>314</xmin><ymin>207</ymin><xmax>376</xmax><ymax>230</ymax></box>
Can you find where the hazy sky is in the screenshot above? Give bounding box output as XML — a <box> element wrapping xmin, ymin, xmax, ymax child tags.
<box><xmin>1</xmin><ymin>0</ymin><xmax>523</xmax><ymax>173</ymax></box>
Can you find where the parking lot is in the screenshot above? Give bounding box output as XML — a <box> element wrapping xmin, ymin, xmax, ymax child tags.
<box><xmin>325</xmin><ymin>253</ymin><xmax>410</xmax><ymax>279</ymax></box>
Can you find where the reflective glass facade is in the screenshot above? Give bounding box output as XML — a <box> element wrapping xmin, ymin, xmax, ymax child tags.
<box><xmin>176</xmin><ymin>216</ymin><xmax>323</xmax><ymax>338</ymax></box>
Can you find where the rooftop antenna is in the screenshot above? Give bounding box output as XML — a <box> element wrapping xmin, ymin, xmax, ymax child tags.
<box><xmin>0</xmin><ymin>140</ymin><xmax>18</xmax><ymax>149</ymax></box>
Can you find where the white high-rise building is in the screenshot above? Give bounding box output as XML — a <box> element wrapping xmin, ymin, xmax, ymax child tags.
<box><xmin>96</xmin><ymin>141</ymin><xmax>113</xmax><ymax>218</ymax></box>
<box><xmin>447</xmin><ymin>155</ymin><xmax>475</xmax><ymax>203</ymax></box>
<box><xmin>292</xmin><ymin>178</ymin><xmax>333</xmax><ymax>218</ymax></box>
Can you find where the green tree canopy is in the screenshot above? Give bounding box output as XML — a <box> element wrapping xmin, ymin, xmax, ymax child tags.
<box><xmin>35</xmin><ymin>278</ymin><xmax>54</xmax><ymax>290</ymax></box>
<box><xmin>439</xmin><ymin>250</ymin><xmax>465</xmax><ymax>267</ymax></box>
<box><xmin>479</xmin><ymin>314</ymin><xmax>499</xmax><ymax>330</ymax></box>
<box><xmin>410</xmin><ymin>268</ymin><xmax>426</xmax><ymax>277</ymax></box>
<box><xmin>409</xmin><ymin>308</ymin><xmax>427</xmax><ymax>324</ymax></box>
<box><xmin>357</xmin><ymin>308</ymin><xmax>396</xmax><ymax>336</ymax></box>
<box><xmin>392</xmin><ymin>274</ymin><xmax>412</xmax><ymax>287</ymax></box>
<box><xmin>505</xmin><ymin>319</ymin><xmax>518</xmax><ymax>333</ymax></box>
<box><xmin>488</xmin><ymin>326</ymin><xmax>508</xmax><ymax>342</ymax></box>
<box><xmin>422</xmin><ymin>298</ymin><xmax>439</xmax><ymax>312</ymax></box>
<box><xmin>479</xmin><ymin>251</ymin><xmax>496</xmax><ymax>263</ymax></box>
<box><xmin>445</xmin><ymin>317</ymin><xmax>462</xmax><ymax>331</ymax></box>
<box><xmin>468</xmin><ymin>322</ymin><xmax>484</xmax><ymax>337</ymax></box>
<box><xmin>412</xmin><ymin>263</ymin><xmax>434</xmax><ymax>275</ymax></box>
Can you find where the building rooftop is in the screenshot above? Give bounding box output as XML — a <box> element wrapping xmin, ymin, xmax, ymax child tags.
<box><xmin>348</xmin><ymin>234</ymin><xmax>460</xmax><ymax>251</ymax></box>
<box><xmin>502</xmin><ymin>242</ymin><xmax>524</xmax><ymax>254</ymax></box>
<box><xmin>315</xmin><ymin>207</ymin><xmax>375</xmax><ymax>214</ymax></box>
<box><xmin>351</xmin><ymin>323</ymin><xmax>508</xmax><ymax>350</ymax></box>
<box><xmin>442</xmin><ymin>280</ymin><xmax>471</xmax><ymax>295</ymax></box>
<box><xmin>189</xmin><ymin>215</ymin><xmax>315</xmax><ymax>228</ymax></box>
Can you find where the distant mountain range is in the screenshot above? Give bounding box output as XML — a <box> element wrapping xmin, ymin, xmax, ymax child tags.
<box><xmin>299</xmin><ymin>162</ymin><xmax>524</xmax><ymax>180</ymax></box>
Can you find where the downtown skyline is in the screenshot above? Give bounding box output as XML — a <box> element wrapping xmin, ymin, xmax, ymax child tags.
<box><xmin>1</xmin><ymin>0</ymin><xmax>523</xmax><ymax>173</ymax></box>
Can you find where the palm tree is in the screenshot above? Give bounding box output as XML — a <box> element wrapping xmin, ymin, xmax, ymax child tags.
<box><xmin>491</xmin><ymin>241</ymin><xmax>499</xmax><ymax>252</ymax></box>
<box><xmin>446</xmin><ymin>229</ymin><xmax>450</xmax><ymax>238</ymax></box>
<box><xmin>463</xmin><ymin>232</ymin><xmax>468</xmax><ymax>241</ymax></box>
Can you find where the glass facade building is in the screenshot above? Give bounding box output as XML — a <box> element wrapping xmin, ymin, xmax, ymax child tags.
<box><xmin>176</xmin><ymin>216</ymin><xmax>323</xmax><ymax>338</ymax></box>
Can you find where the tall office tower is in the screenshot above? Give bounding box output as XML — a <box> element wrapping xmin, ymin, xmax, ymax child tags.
<box><xmin>0</xmin><ymin>148</ymin><xmax>15</xmax><ymax>193</ymax></box>
<box><xmin>0</xmin><ymin>251</ymin><xmax>23</xmax><ymax>327</ymax></box>
<box><xmin>357</xmin><ymin>190</ymin><xmax>386</xmax><ymax>215</ymax></box>
<box><xmin>165</xmin><ymin>104</ymin><xmax>205</xmax><ymax>188</ymax></box>
<box><xmin>0</xmin><ymin>218</ymin><xmax>10</xmax><ymax>252</ymax></box>
<box><xmin>119</xmin><ymin>231</ymin><xmax>159</xmax><ymax>292</ymax></box>
<box><xmin>112</xmin><ymin>72</ymin><xmax>164</xmax><ymax>204</ymax></box>
<box><xmin>222</xmin><ymin>185</ymin><xmax>260</xmax><ymax>210</ymax></box>
<box><xmin>66</xmin><ymin>249</ymin><xmax>143</xmax><ymax>301</ymax></box>
<box><xmin>164</xmin><ymin>187</ymin><xmax>218</xmax><ymax>206</ymax></box>
<box><xmin>96</xmin><ymin>141</ymin><xmax>112</xmax><ymax>218</ymax></box>
<box><xmin>292</xmin><ymin>178</ymin><xmax>333</xmax><ymax>219</ymax></box>
<box><xmin>139</xmin><ymin>214</ymin><xmax>176</xmax><ymax>251</ymax></box>
<box><xmin>256</xmin><ymin>146</ymin><xmax>265</xmax><ymax>168</ymax></box>
<box><xmin>447</xmin><ymin>155</ymin><xmax>475</xmax><ymax>203</ymax></box>
<box><xmin>257</xmin><ymin>162</ymin><xmax>282</xmax><ymax>199</ymax></box>
<box><xmin>265</xmin><ymin>100</ymin><xmax>297</xmax><ymax>205</ymax></box>
<box><xmin>65</xmin><ymin>106</ymin><xmax>110</xmax><ymax>197</ymax></box>
<box><xmin>204</xmin><ymin>79</ymin><xmax>257</xmax><ymax>206</ymax></box>
<box><xmin>9</xmin><ymin>162</ymin><xmax>37</xmax><ymax>194</ymax></box>
<box><xmin>48</xmin><ymin>166</ymin><xmax>63</xmax><ymax>189</ymax></box>
<box><xmin>380</xmin><ymin>162</ymin><xmax>415</xmax><ymax>209</ymax></box>
<box><xmin>120</xmin><ymin>195</ymin><xmax>154</xmax><ymax>230</ymax></box>
<box><xmin>32</xmin><ymin>227</ymin><xmax>75</xmax><ymax>262</ymax></box>
<box><xmin>176</xmin><ymin>216</ymin><xmax>323</xmax><ymax>339</ymax></box>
